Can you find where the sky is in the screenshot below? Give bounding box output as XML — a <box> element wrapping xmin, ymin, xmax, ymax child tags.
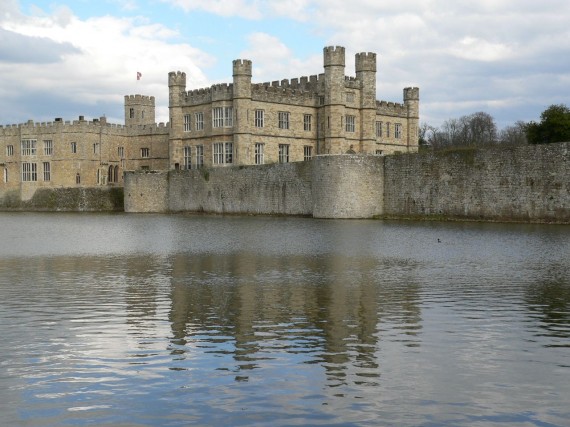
<box><xmin>1</xmin><ymin>0</ymin><xmax>570</xmax><ymax>129</ymax></box>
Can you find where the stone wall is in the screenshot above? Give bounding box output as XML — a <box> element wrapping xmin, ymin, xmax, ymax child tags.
<box><xmin>312</xmin><ymin>155</ymin><xmax>383</xmax><ymax>218</ymax></box>
<box><xmin>124</xmin><ymin>142</ymin><xmax>570</xmax><ymax>224</ymax></box>
<box><xmin>0</xmin><ymin>187</ymin><xmax>123</xmax><ymax>211</ymax></box>
<box><xmin>168</xmin><ymin>162</ymin><xmax>313</xmax><ymax>215</ymax></box>
<box><xmin>384</xmin><ymin>142</ymin><xmax>570</xmax><ymax>222</ymax></box>
<box><xmin>124</xmin><ymin>171</ymin><xmax>169</xmax><ymax>213</ymax></box>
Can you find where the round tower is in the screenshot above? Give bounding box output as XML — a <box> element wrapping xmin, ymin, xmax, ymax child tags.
<box><xmin>322</xmin><ymin>46</ymin><xmax>347</xmax><ymax>154</ymax></box>
<box><xmin>232</xmin><ymin>59</ymin><xmax>252</xmax><ymax>99</ymax></box>
<box><xmin>404</xmin><ymin>87</ymin><xmax>420</xmax><ymax>151</ymax></box>
<box><xmin>355</xmin><ymin>52</ymin><xmax>377</xmax><ymax>108</ymax></box>
<box><xmin>168</xmin><ymin>71</ymin><xmax>186</xmax><ymax>108</ymax></box>
<box><xmin>124</xmin><ymin>95</ymin><xmax>156</xmax><ymax>126</ymax></box>
<box><xmin>323</xmin><ymin>46</ymin><xmax>345</xmax><ymax>101</ymax></box>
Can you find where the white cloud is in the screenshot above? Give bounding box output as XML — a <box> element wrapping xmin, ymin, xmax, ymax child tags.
<box><xmin>2</xmin><ymin>0</ymin><xmax>570</xmax><ymax>128</ymax></box>
<box><xmin>161</xmin><ymin>0</ymin><xmax>264</xmax><ymax>19</ymax></box>
<box><xmin>450</xmin><ymin>37</ymin><xmax>514</xmax><ymax>62</ymax></box>
<box><xmin>240</xmin><ymin>33</ymin><xmax>321</xmax><ymax>82</ymax></box>
<box><xmin>0</xmin><ymin>3</ymin><xmax>214</xmax><ymax>123</ymax></box>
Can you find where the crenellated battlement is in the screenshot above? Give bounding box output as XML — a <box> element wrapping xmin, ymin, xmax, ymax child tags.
<box><xmin>258</xmin><ymin>74</ymin><xmax>325</xmax><ymax>92</ymax></box>
<box><xmin>251</xmin><ymin>84</ymin><xmax>317</xmax><ymax>106</ymax></box>
<box><xmin>404</xmin><ymin>87</ymin><xmax>420</xmax><ymax>101</ymax></box>
<box><xmin>168</xmin><ymin>71</ymin><xmax>187</xmax><ymax>88</ymax></box>
<box><xmin>355</xmin><ymin>52</ymin><xmax>377</xmax><ymax>72</ymax></box>
<box><xmin>0</xmin><ymin>118</ymin><xmax>169</xmax><ymax>137</ymax></box>
<box><xmin>124</xmin><ymin>94</ymin><xmax>155</xmax><ymax>104</ymax></box>
<box><xmin>182</xmin><ymin>83</ymin><xmax>234</xmax><ymax>105</ymax></box>
<box><xmin>376</xmin><ymin>100</ymin><xmax>408</xmax><ymax>117</ymax></box>
<box><xmin>324</xmin><ymin>46</ymin><xmax>345</xmax><ymax>67</ymax></box>
<box><xmin>233</xmin><ymin>59</ymin><xmax>252</xmax><ymax>76</ymax></box>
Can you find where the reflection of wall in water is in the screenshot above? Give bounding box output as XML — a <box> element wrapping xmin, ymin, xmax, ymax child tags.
<box><xmin>166</xmin><ymin>251</ymin><xmax>423</xmax><ymax>386</ymax></box>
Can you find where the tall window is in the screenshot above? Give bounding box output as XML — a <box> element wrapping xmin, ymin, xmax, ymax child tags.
<box><xmin>71</xmin><ymin>142</ymin><xmax>77</xmax><ymax>154</ymax></box>
<box><xmin>93</xmin><ymin>143</ymin><xmax>99</xmax><ymax>154</ymax></box>
<box><xmin>6</xmin><ymin>145</ymin><xmax>14</xmax><ymax>156</ymax></box>
<box><xmin>376</xmin><ymin>121</ymin><xmax>383</xmax><ymax>137</ymax></box>
<box><xmin>195</xmin><ymin>112</ymin><xmax>204</xmax><ymax>130</ymax></box>
<box><xmin>304</xmin><ymin>114</ymin><xmax>312</xmax><ymax>131</ymax></box>
<box><xmin>141</xmin><ymin>148</ymin><xmax>150</xmax><ymax>158</ymax></box>
<box><xmin>224</xmin><ymin>107</ymin><xmax>233</xmax><ymax>127</ymax></box>
<box><xmin>3</xmin><ymin>168</ymin><xmax>7</xmax><ymax>183</ymax></box>
<box><xmin>21</xmin><ymin>162</ymin><xmax>37</xmax><ymax>182</ymax></box>
<box><xmin>118</xmin><ymin>146</ymin><xmax>124</xmax><ymax>158</ymax></box>
<box><xmin>21</xmin><ymin>139</ymin><xmax>36</xmax><ymax>156</ymax></box>
<box><xmin>76</xmin><ymin>173</ymin><xmax>81</xmax><ymax>184</ymax></box>
<box><xmin>395</xmin><ymin>123</ymin><xmax>402</xmax><ymax>139</ymax></box>
<box><xmin>213</xmin><ymin>142</ymin><xmax>233</xmax><ymax>165</ymax></box>
<box><xmin>44</xmin><ymin>140</ymin><xmax>53</xmax><ymax>156</ymax></box>
<box><xmin>213</xmin><ymin>107</ymin><xmax>233</xmax><ymax>128</ymax></box>
<box><xmin>386</xmin><ymin>122</ymin><xmax>391</xmax><ymax>138</ymax></box>
<box><xmin>43</xmin><ymin>162</ymin><xmax>51</xmax><ymax>181</ymax></box>
<box><xmin>304</xmin><ymin>146</ymin><xmax>312</xmax><ymax>161</ymax></box>
<box><xmin>183</xmin><ymin>146</ymin><xmax>192</xmax><ymax>170</ymax></box>
<box><xmin>196</xmin><ymin>145</ymin><xmax>204</xmax><ymax>168</ymax></box>
<box><xmin>184</xmin><ymin>114</ymin><xmax>191</xmax><ymax>132</ymax></box>
<box><xmin>278</xmin><ymin>112</ymin><xmax>290</xmax><ymax>130</ymax></box>
<box><xmin>213</xmin><ymin>107</ymin><xmax>223</xmax><ymax>128</ymax></box>
<box><xmin>129</xmin><ymin>108</ymin><xmax>135</xmax><ymax>119</ymax></box>
<box><xmin>213</xmin><ymin>143</ymin><xmax>223</xmax><ymax>164</ymax></box>
<box><xmin>254</xmin><ymin>143</ymin><xmax>264</xmax><ymax>165</ymax></box>
<box><xmin>345</xmin><ymin>115</ymin><xmax>355</xmax><ymax>132</ymax></box>
<box><xmin>279</xmin><ymin>144</ymin><xmax>289</xmax><ymax>163</ymax></box>
<box><xmin>255</xmin><ymin>110</ymin><xmax>264</xmax><ymax>127</ymax></box>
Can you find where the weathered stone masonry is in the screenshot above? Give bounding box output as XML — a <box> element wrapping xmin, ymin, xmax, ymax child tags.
<box><xmin>125</xmin><ymin>142</ymin><xmax>570</xmax><ymax>223</ymax></box>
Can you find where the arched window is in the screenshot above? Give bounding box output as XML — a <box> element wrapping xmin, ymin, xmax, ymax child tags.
<box><xmin>108</xmin><ymin>165</ymin><xmax>114</xmax><ymax>183</ymax></box>
<box><xmin>114</xmin><ymin>165</ymin><xmax>119</xmax><ymax>182</ymax></box>
<box><xmin>76</xmin><ymin>173</ymin><xmax>81</xmax><ymax>184</ymax></box>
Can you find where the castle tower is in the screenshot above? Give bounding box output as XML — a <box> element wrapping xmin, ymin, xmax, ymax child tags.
<box><xmin>404</xmin><ymin>87</ymin><xmax>420</xmax><ymax>150</ymax></box>
<box><xmin>355</xmin><ymin>52</ymin><xmax>377</xmax><ymax>153</ymax></box>
<box><xmin>323</xmin><ymin>46</ymin><xmax>345</xmax><ymax>105</ymax></box>
<box><xmin>168</xmin><ymin>71</ymin><xmax>187</xmax><ymax>166</ymax></box>
<box><xmin>322</xmin><ymin>46</ymin><xmax>347</xmax><ymax>154</ymax></box>
<box><xmin>355</xmin><ymin>52</ymin><xmax>377</xmax><ymax>109</ymax></box>
<box><xmin>124</xmin><ymin>95</ymin><xmax>156</xmax><ymax>126</ymax></box>
<box><xmin>232</xmin><ymin>59</ymin><xmax>253</xmax><ymax>165</ymax></box>
<box><xmin>232</xmin><ymin>59</ymin><xmax>252</xmax><ymax>100</ymax></box>
<box><xmin>168</xmin><ymin>71</ymin><xmax>186</xmax><ymax>108</ymax></box>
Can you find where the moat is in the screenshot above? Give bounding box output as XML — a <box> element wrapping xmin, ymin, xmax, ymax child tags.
<box><xmin>1</xmin><ymin>213</ymin><xmax>569</xmax><ymax>426</ymax></box>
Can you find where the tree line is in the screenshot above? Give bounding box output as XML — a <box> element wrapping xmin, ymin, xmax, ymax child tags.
<box><xmin>419</xmin><ymin>104</ymin><xmax>570</xmax><ymax>150</ymax></box>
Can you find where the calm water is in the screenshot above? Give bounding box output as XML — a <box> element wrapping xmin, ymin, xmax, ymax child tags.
<box><xmin>0</xmin><ymin>212</ymin><xmax>569</xmax><ymax>427</ymax></box>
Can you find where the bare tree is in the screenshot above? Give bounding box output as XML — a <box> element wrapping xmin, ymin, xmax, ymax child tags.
<box><xmin>434</xmin><ymin>112</ymin><xmax>498</xmax><ymax>149</ymax></box>
<box><xmin>499</xmin><ymin>121</ymin><xmax>528</xmax><ymax>146</ymax></box>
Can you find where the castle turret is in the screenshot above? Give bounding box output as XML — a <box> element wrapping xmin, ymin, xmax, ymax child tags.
<box><xmin>232</xmin><ymin>59</ymin><xmax>253</xmax><ymax>166</ymax></box>
<box><xmin>232</xmin><ymin>59</ymin><xmax>252</xmax><ymax>99</ymax></box>
<box><xmin>168</xmin><ymin>71</ymin><xmax>186</xmax><ymax>108</ymax></box>
<box><xmin>355</xmin><ymin>52</ymin><xmax>377</xmax><ymax>152</ymax></box>
<box><xmin>124</xmin><ymin>95</ymin><xmax>156</xmax><ymax>126</ymax></box>
<box><xmin>323</xmin><ymin>46</ymin><xmax>345</xmax><ymax>105</ymax></box>
<box><xmin>404</xmin><ymin>87</ymin><xmax>420</xmax><ymax>150</ymax></box>
<box><xmin>168</xmin><ymin>72</ymin><xmax>187</xmax><ymax>160</ymax></box>
<box><xmin>322</xmin><ymin>46</ymin><xmax>347</xmax><ymax>154</ymax></box>
<box><xmin>355</xmin><ymin>52</ymin><xmax>377</xmax><ymax>109</ymax></box>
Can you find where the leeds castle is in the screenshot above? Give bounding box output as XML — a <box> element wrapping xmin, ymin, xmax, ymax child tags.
<box><xmin>0</xmin><ymin>46</ymin><xmax>419</xmax><ymax>204</ymax></box>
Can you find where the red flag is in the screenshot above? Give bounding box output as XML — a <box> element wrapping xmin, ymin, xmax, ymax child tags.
<box><xmin>137</xmin><ymin>71</ymin><xmax>142</xmax><ymax>80</ymax></box>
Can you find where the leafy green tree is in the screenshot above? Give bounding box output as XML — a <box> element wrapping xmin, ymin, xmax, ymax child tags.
<box><xmin>527</xmin><ymin>104</ymin><xmax>570</xmax><ymax>144</ymax></box>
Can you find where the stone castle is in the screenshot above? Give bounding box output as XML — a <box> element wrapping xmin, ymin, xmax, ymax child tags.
<box><xmin>0</xmin><ymin>46</ymin><xmax>419</xmax><ymax>204</ymax></box>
